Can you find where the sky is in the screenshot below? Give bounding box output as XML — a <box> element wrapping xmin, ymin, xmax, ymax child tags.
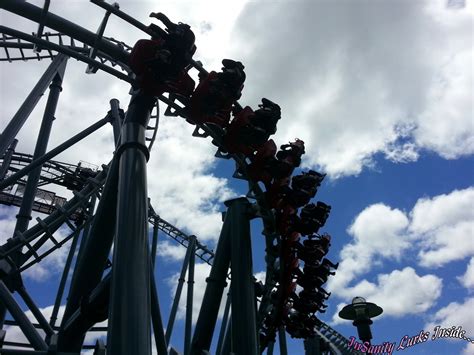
<box><xmin>0</xmin><ymin>0</ymin><xmax>473</xmax><ymax>354</ymax></box>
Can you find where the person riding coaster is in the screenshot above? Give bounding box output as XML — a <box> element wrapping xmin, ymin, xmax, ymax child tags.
<box><xmin>223</xmin><ymin>98</ymin><xmax>281</xmax><ymax>156</ymax></box>
<box><xmin>129</xmin><ymin>12</ymin><xmax>196</xmax><ymax>97</ymax></box>
<box><xmin>186</xmin><ymin>59</ymin><xmax>246</xmax><ymax>127</ymax></box>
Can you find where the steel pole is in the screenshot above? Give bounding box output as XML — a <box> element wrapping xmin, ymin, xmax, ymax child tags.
<box><xmin>151</xmin><ymin>270</ymin><xmax>168</xmax><ymax>355</ymax></box>
<box><xmin>220</xmin><ymin>316</ymin><xmax>232</xmax><ymax>355</ymax></box>
<box><xmin>49</xmin><ymin>225</ymin><xmax>83</xmax><ymax>329</ymax></box>
<box><xmin>0</xmin><ymin>54</ymin><xmax>68</xmax><ymax>158</ymax></box>
<box><xmin>16</xmin><ymin>286</ymin><xmax>54</xmax><ymax>338</ymax></box>
<box><xmin>278</xmin><ymin>327</ymin><xmax>288</xmax><ymax>355</ymax></box>
<box><xmin>0</xmin><ymin>139</ymin><xmax>18</xmax><ymax>180</ymax></box>
<box><xmin>58</xmin><ymin>157</ymin><xmax>119</xmax><ymax>351</ymax></box>
<box><xmin>267</xmin><ymin>340</ymin><xmax>275</xmax><ymax>355</ymax></box>
<box><xmin>0</xmin><ymin>281</ymin><xmax>47</xmax><ymax>350</ymax></box>
<box><xmin>151</xmin><ymin>223</ymin><xmax>159</xmax><ymax>268</ymax></box>
<box><xmin>165</xmin><ymin>236</ymin><xmax>195</xmax><ymax>343</ymax></box>
<box><xmin>0</xmin><ymin>116</ymin><xmax>110</xmax><ymax>191</ymax></box>
<box><xmin>107</xmin><ymin>91</ymin><xmax>156</xmax><ymax>355</ymax></box>
<box><xmin>13</xmin><ymin>57</ymin><xmax>67</xmax><ymax>236</ymax></box>
<box><xmin>190</xmin><ymin>204</ymin><xmax>233</xmax><ymax>354</ymax></box>
<box><xmin>0</xmin><ymin>0</ymin><xmax>129</xmax><ymax>64</ymax></box>
<box><xmin>184</xmin><ymin>236</ymin><xmax>196</xmax><ymax>355</ymax></box>
<box><xmin>216</xmin><ymin>292</ymin><xmax>231</xmax><ymax>355</ymax></box>
<box><xmin>109</xmin><ymin>99</ymin><xmax>123</xmax><ymax>147</ymax></box>
<box><xmin>229</xmin><ymin>198</ymin><xmax>258</xmax><ymax>355</ymax></box>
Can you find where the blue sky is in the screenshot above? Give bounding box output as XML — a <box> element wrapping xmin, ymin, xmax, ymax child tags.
<box><xmin>0</xmin><ymin>0</ymin><xmax>473</xmax><ymax>354</ymax></box>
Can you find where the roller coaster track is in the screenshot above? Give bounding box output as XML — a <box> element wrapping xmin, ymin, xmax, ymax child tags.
<box><xmin>0</xmin><ymin>1</ymin><xmax>360</xmax><ymax>354</ymax></box>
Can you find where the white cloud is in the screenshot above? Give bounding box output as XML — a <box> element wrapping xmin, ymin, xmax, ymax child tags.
<box><xmin>229</xmin><ymin>0</ymin><xmax>473</xmax><ymax>177</ymax></box>
<box><xmin>254</xmin><ymin>271</ymin><xmax>266</xmax><ymax>284</ymax></box>
<box><xmin>332</xmin><ymin>267</ymin><xmax>442</xmax><ymax>324</ymax></box>
<box><xmin>147</xmin><ymin>118</ymin><xmax>235</xmax><ymax>242</ymax></box>
<box><xmin>0</xmin><ymin>205</ymin><xmax>18</xmax><ymax>245</ymax></box>
<box><xmin>409</xmin><ymin>187</ymin><xmax>474</xmax><ymax>267</ymax></box>
<box><xmin>330</xmin><ymin>187</ymin><xmax>474</xmax><ymax>297</ymax></box>
<box><xmin>462</xmin><ymin>342</ymin><xmax>474</xmax><ymax>355</ymax></box>
<box><xmin>156</xmin><ymin>240</ymin><xmax>187</xmax><ymax>262</ymax></box>
<box><xmin>328</xmin><ymin>203</ymin><xmax>410</xmax><ymax>294</ymax></box>
<box><xmin>458</xmin><ymin>258</ymin><xmax>474</xmax><ymax>290</ymax></box>
<box><xmin>425</xmin><ymin>298</ymin><xmax>474</xmax><ymax>335</ymax></box>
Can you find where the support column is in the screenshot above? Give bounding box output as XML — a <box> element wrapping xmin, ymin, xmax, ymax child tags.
<box><xmin>0</xmin><ymin>54</ymin><xmax>68</xmax><ymax>158</ymax></box>
<box><xmin>106</xmin><ymin>91</ymin><xmax>156</xmax><ymax>355</ymax></box>
<box><xmin>16</xmin><ymin>286</ymin><xmax>54</xmax><ymax>338</ymax></box>
<box><xmin>58</xmin><ymin>158</ymin><xmax>119</xmax><ymax>351</ymax></box>
<box><xmin>184</xmin><ymin>236</ymin><xmax>196</xmax><ymax>355</ymax></box>
<box><xmin>151</xmin><ymin>271</ymin><xmax>168</xmax><ymax>355</ymax></box>
<box><xmin>0</xmin><ymin>57</ymin><xmax>67</xmax><ymax>329</ymax></box>
<box><xmin>109</xmin><ymin>98</ymin><xmax>123</xmax><ymax>147</ymax></box>
<box><xmin>229</xmin><ymin>197</ymin><xmax>258</xmax><ymax>355</ymax></box>
<box><xmin>166</xmin><ymin>237</ymin><xmax>196</xmax><ymax>344</ymax></box>
<box><xmin>151</xmin><ymin>222</ymin><xmax>159</xmax><ymax>268</ymax></box>
<box><xmin>0</xmin><ymin>281</ymin><xmax>47</xmax><ymax>350</ymax></box>
<box><xmin>0</xmin><ymin>139</ymin><xmax>17</xmax><ymax>181</ymax></box>
<box><xmin>190</xmin><ymin>203</ymin><xmax>233</xmax><ymax>354</ymax></box>
<box><xmin>304</xmin><ymin>337</ymin><xmax>321</xmax><ymax>355</ymax></box>
<box><xmin>216</xmin><ymin>290</ymin><xmax>231</xmax><ymax>355</ymax></box>
<box><xmin>278</xmin><ymin>327</ymin><xmax>288</xmax><ymax>355</ymax></box>
<box><xmin>13</xmin><ymin>57</ymin><xmax>67</xmax><ymax>236</ymax></box>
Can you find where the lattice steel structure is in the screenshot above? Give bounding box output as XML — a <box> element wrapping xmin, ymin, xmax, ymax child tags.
<box><xmin>0</xmin><ymin>1</ymin><xmax>361</xmax><ymax>354</ymax></box>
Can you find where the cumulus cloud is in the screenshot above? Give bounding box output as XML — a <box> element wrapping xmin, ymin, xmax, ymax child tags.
<box><xmin>328</xmin><ymin>203</ymin><xmax>410</xmax><ymax>293</ymax></box>
<box><xmin>458</xmin><ymin>258</ymin><xmax>474</xmax><ymax>290</ymax></box>
<box><xmin>462</xmin><ymin>342</ymin><xmax>474</xmax><ymax>355</ymax></box>
<box><xmin>329</xmin><ymin>187</ymin><xmax>474</xmax><ymax>297</ymax></box>
<box><xmin>147</xmin><ymin>118</ymin><xmax>234</xmax><ymax>242</ymax></box>
<box><xmin>425</xmin><ymin>298</ymin><xmax>474</xmax><ymax>335</ymax></box>
<box><xmin>409</xmin><ymin>187</ymin><xmax>474</xmax><ymax>267</ymax></box>
<box><xmin>156</xmin><ymin>240</ymin><xmax>188</xmax><ymax>262</ymax></box>
<box><xmin>332</xmin><ymin>267</ymin><xmax>442</xmax><ymax>325</ymax></box>
<box><xmin>229</xmin><ymin>0</ymin><xmax>473</xmax><ymax>177</ymax></box>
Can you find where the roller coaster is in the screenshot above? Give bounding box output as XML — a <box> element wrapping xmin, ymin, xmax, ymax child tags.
<box><xmin>0</xmin><ymin>1</ymin><xmax>361</xmax><ymax>354</ymax></box>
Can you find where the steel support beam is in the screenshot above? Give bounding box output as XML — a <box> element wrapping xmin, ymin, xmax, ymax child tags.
<box><xmin>220</xmin><ymin>316</ymin><xmax>232</xmax><ymax>355</ymax></box>
<box><xmin>216</xmin><ymin>292</ymin><xmax>231</xmax><ymax>355</ymax></box>
<box><xmin>190</xmin><ymin>202</ymin><xmax>233</xmax><ymax>354</ymax></box>
<box><xmin>0</xmin><ymin>116</ymin><xmax>110</xmax><ymax>191</ymax></box>
<box><xmin>0</xmin><ymin>281</ymin><xmax>47</xmax><ymax>350</ymax></box>
<box><xmin>229</xmin><ymin>197</ymin><xmax>258</xmax><ymax>355</ymax></box>
<box><xmin>49</xmin><ymin>226</ymin><xmax>82</xmax><ymax>329</ymax></box>
<box><xmin>109</xmin><ymin>99</ymin><xmax>123</xmax><ymax>147</ymax></box>
<box><xmin>267</xmin><ymin>340</ymin><xmax>275</xmax><ymax>355</ymax></box>
<box><xmin>150</xmin><ymin>223</ymin><xmax>159</xmax><ymax>268</ymax></box>
<box><xmin>13</xmin><ymin>56</ymin><xmax>67</xmax><ymax>236</ymax></box>
<box><xmin>304</xmin><ymin>337</ymin><xmax>321</xmax><ymax>355</ymax></box>
<box><xmin>278</xmin><ymin>327</ymin><xmax>288</xmax><ymax>355</ymax></box>
<box><xmin>151</xmin><ymin>271</ymin><xmax>168</xmax><ymax>355</ymax></box>
<box><xmin>184</xmin><ymin>236</ymin><xmax>196</xmax><ymax>355</ymax></box>
<box><xmin>166</xmin><ymin>236</ymin><xmax>196</xmax><ymax>344</ymax></box>
<box><xmin>0</xmin><ymin>0</ymin><xmax>129</xmax><ymax>64</ymax></box>
<box><xmin>107</xmin><ymin>91</ymin><xmax>155</xmax><ymax>354</ymax></box>
<box><xmin>58</xmin><ymin>157</ymin><xmax>119</xmax><ymax>351</ymax></box>
<box><xmin>0</xmin><ymin>139</ymin><xmax>18</xmax><ymax>181</ymax></box>
<box><xmin>0</xmin><ymin>54</ymin><xmax>68</xmax><ymax>158</ymax></box>
<box><xmin>16</xmin><ymin>286</ymin><xmax>54</xmax><ymax>338</ymax></box>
